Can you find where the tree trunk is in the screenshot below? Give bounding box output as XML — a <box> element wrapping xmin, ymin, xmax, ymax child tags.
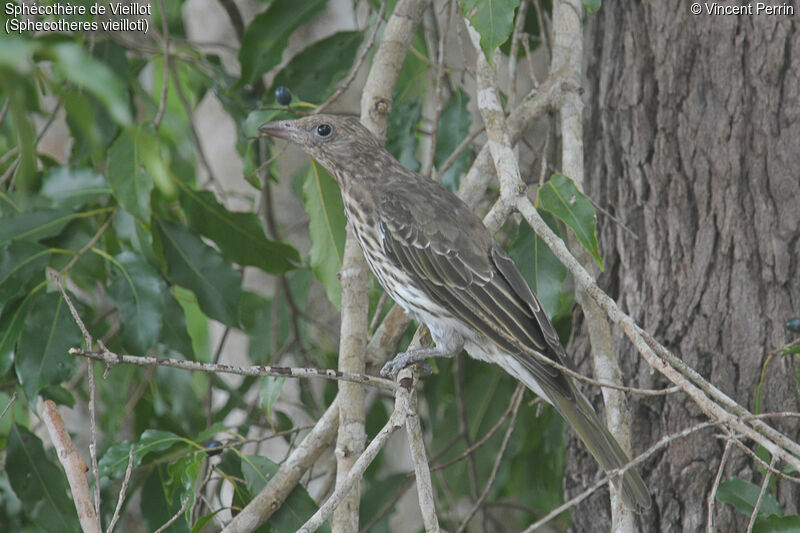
<box><xmin>566</xmin><ymin>3</ymin><xmax>800</xmax><ymax>531</ymax></box>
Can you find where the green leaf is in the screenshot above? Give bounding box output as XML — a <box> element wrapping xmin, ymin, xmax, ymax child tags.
<box><xmin>41</xmin><ymin>167</ymin><xmax>110</xmax><ymax>209</ymax></box>
<box><xmin>238</xmin><ymin>0</ymin><xmax>327</xmax><ymax>86</ymax></box>
<box><xmin>507</xmin><ymin>215</ymin><xmax>569</xmax><ymax>319</ymax></box>
<box><xmin>717</xmin><ymin>477</ymin><xmax>783</xmax><ymax>517</ymax></box>
<box><xmin>107</xmin><ymin>251</ymin><xmax>168</xmax><ymax>354</ymax></box>
<box><xmin>302</xmin><ymin>161</ymin><xmax>346</xmax><ymax>308</ymax></box>
<box><xmin>582</xmin><ymin>0</ymin><xmax>602</xmax><ymax>14</ymax></box>
<box><xmin>51</xmin><ymin>42</ymin><xmax>132</xmax><ymax>125</ymax></box>
<box><xmin>157</xmin><ymin>220</ymin><xmax>242</xmax><ymax>327</ymax></box>
<box><xmin>177</xmin><ymin>185</ymin><xmax>299</xmax><ymax>274</ymax></box>
<box><xmin>0</xmin><ymin>33</ymin><xmax>41</xmax><ymax>74</ymax></box>
<box><xmin>386</xmin><ymin>97</ymin><xmax>423</xmax><ymax>173</ymax></box>
<box><xmin>2</xmin><ymin>74</ymin><xmax>38</xmax><ymax>191</ymax></box>
<box><xmin>537</xmin><ymin>173</ymin><xmax>603</xmax><ymax>269</ymax></box>
<box><xmin>240</xmin><ymin>291</ymin><xmax>273</xmax><ymax>365</ymax></box>
<box><xmin>394</xmin><ymin>32</ymin><xmax>429</xmax><ymax>103</ymax></box>
<box><xmin>190</xmin><ymin>510</ymin><xmax>226</xmax><ymax>533</ymax></box>
<box><xmin>140</xmin><ymin>464</ymin><xmax>189</xmax><ymax>532</ymax></box>
<box><xmin>99</xmin><ymin>429</ymin><xmax>186</xmax><ymax>479</ymax></box>
<box><xmin>260</xmin><ymin>376</ymin><xmax>285</xmax><ymax>423</ymax></box>
<box><xmin>0</xmin><ymin>208</ymin><xmax>74</xmax><ymax>245</ymax></box>
<box><xmin>435</xmin><ymin>89</ymin><xmax>472</xmax><ymax>191</ymax></box>
<box><xmin>107</xmin><ymin>125</ymin><xmax>157</xmax><ymax>221</ymax></box>
<box><xmin>15</xmin><ymin>292</ymin><xmax>81</xmax><ymax>401</ymax></box>
<box><xmin>241</xmin><ymin>455</ymin><xmax>329</xmax><ymax>532</ymax></box>
<box><xmin>273</xmin><ymin>31</ymin><xmax>363</xmax><ymax>103</ymax></box>
<box><xmin>0</xmin><ymin>241</ymin><xmax>49</xmax><ymax>308</ymax></box>
<box><xmin>0</xmin><ymin>292</ymin><xmax>41</xmax><ymax>375</ymax></box>
<box><xmin>6</xmin><ymin>424</ymin><xmax>80</xmax><ymax>533</ymax></box>
<box><xmin>461</xmin><ymin>0</ymin><xmax>521</xmax><ymax>61</ymax></box>
<box><xmin>754</xmin><ymin>514</ymin><xmax>800</xmax><ymax>533</ymax></box>
<box><xmin>244</xmin><ymin>108</ymin><xmax>282</xmax><ymax>139</ymax></box>
<box><xmin>160</xmin><ymin>291</ymin><xmax>195</xmax><ymax>358</ymax></box>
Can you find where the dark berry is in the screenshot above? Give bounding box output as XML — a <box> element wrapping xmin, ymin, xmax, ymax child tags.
<box><xmin>786</xmin><ymin>317</ymin><xmax>800</xmax><ymax>333</ymax></box>
<box><xmin>275</xmin><ymin>86</ymin><xmax>292</xmax><ymax>106</ymax></box>
<box><xmin>204</xmin><ymin>440</ymin><xmax>224</xmax><ymax>457</ymax></box>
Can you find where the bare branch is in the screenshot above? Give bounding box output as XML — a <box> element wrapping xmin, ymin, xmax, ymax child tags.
<box><xmin>706</xmin><ymin>436</ymin><xmax>733</xmax><ymax>533</ymax></box>
<box><xmin>456</xmin><ymin>385</ymin><xmax>524</xmax><ymax>532</ymax></box>
<box><xmin>299</xmin><ymin>372</ymin><xmax>414</xmax><ymax>533</ymax></box>
<box><xmin>39</xmin><ymin>399</ymin><xmax>102</xmax><ymax>533</ymax></box>
<box><xmin>107</xmin><ymin>445</ymin><xmax>136</xmax><ymax>533</ymax></box>
<box><xmin>222</xmin><ymin>399</ymin><xmax>340</xmax><ymax>532</ymax></box>
<box><xmin>746</xmin><ymin>455</ymin><xmax>777</xmax><ymax>533</ymax></box>
<box><xmin>404</xmin><ymin>375</ymin><xmax>440</xmax><ymax>532</ymax></box>
<box><xmin>69</xmin><ymin>348</ymin><xmax>397</xmax><ymax>391</ymax></box>
<box><xmin>316</xmin><ymin>1</ymin><xmax>387</xmax><ymax>115</ymax></box>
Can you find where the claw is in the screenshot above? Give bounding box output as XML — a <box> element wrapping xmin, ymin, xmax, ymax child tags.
<box><xmin>380</xmin><ymin>350</ymin><xmax>413</xmax><ymax>380</ymax></box>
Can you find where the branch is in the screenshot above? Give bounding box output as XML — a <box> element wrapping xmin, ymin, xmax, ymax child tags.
<box><xmin>513</xmin><ymin>198</ymin><xmax>800</xmax><ymax>475</ymax></box>
<box><xmin>333</xmin><ymin>235</ymin><xmax>369</xmax><ymax>532</ymax></box>
<box><xmin>39</xmin><ymin>399</ymin><xmax>102</xmax><ymax>533</ymax></box>
<box><xmin>221</xmin><ymin>398</ymin><xmax>340</xmax><ymax>532</ymax></box>
<box><xmin>298</xmin><ymin>372</ymin><xmax>414</xmax><ymax>533</ymax></box>
<box><xmin>457</xmin><ymin>71</ymin><xmax>571</xmax><ymax>209</ymax></box>
<box><xmin>404</xmin><ymin>373</ymin><xmax>440</xmax><ymax>532</ymax></box>
<box><xmin>455</xmin><ymin>385</ymin><xmax>524</xmax><ymax>532</ymax></box>
<box><xmin>360</xmin><ymin>0</ymin><xmax>428</xmax><ymax>139</ymax></box>
<box><xmin>69</xmin><ymin>348</ymin><xmax>396</xmax><ymax>391</ymax></box>
<box><xmin>551</xmin><ymin>0</ymin><xmax>633</xmax><ymax>525</ymax></box>
<box><xmin>316</xmin><ymin>1</ymin><xmax>387</xmax><ymax>115</ymax></box>
<box><xmin>746</xmin><ymin>455</ymin><xmax>777</xmax><ymax>533</ymax></box>
<box><xmin>328</xmin><ymin>1</ymin><xmax>428</xmax><ymax>528</ymax></box>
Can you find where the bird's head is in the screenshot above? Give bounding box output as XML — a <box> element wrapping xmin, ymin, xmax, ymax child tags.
<box><xmin>259</xmin><ymin>114</ymin><xmax>383</xmax><ymax>178</ymax></box>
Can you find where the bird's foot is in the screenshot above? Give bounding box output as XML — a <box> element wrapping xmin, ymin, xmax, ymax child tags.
<box><xmin>380</xmin><ymin>347</ymin><xmax>455</xmax><ymax>380</ymax></box>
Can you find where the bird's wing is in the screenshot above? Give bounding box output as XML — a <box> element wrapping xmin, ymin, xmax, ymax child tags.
<box><xmin>378</xmin><ymin>191</ymin><xmax>576</xmax><ymax>401</ymax></box>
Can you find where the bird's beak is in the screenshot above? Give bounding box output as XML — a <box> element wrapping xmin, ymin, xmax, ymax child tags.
<box><xmin>259</xmin><ymin>120</ymin><xmax>296</xmax><ymax>141</ymax></box>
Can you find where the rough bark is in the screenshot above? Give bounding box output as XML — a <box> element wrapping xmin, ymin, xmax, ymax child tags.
<box><xmin>566</xmin><ymin>3</ymin><xmax>800</xmax><ymax>531</ymax></box>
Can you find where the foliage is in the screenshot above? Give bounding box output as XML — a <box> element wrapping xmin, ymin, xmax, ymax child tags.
<box><xmin>716</xmin><ymin>477</ymin><xmax>800</xmax><ymax>532</ymax></box>
<box><xmin>0</xmin><ymin>1</ymin><xmax>611</xmax><ymax>531</ymax></box>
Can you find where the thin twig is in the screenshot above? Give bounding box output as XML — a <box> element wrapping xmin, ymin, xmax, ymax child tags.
<box><xmin>106</xmin><ymin>445</ymin><xmax>135</xmax><ymax>533</ymax></box>
<box><xmin>728</xmin><ymin>436</ymin><xmax>800</xmax><ymax>484</ymax></box>
<box><xmin>222</xmin><ymin>399</ymin><xmax>340</xmax><ymax>532</ymax></box>
<box><xmin>0</xmin><ymin>98</ymin><xmax>9</xmax><ymax>126</ymax></box>
<box><xmin>61</xmin><ymin>207</ymin><xmax>119</xmax><ymax>274</ymax></box>
<box><xmin>154</xmin><ymin>494</ymin><xmax>191</xmax><ymax>533</ymax></box>
<box><xmin>153</xmin><ymin>0</ymin><xmax>170</xmax><ymax>130</ymax></box>
<box><xmin>454</xmin><ymin>356</ymin><xmax>480</xmax><ymax>504</ymax></box>
<box><xmin>369</xmin><ymin>292</ymin><xmax>389</xmax><ymax>333</ymax></box>
<box><xmin>746</xmin><ymin>455</ymin><xmax>777</xmax><ymax>533</ymax></box>
<box><xmin>456</xmin><ymin>385</ymin><xmax>524</xmax><ymax>533</ymax></box>
<box><xmin>508</xmin><ymin>0</ymin><xmax>530</xmax><ymax>108</ymax></box>
<box><xmin>0</xmin><ymin>391</ymin><xmax>17</xmax><ymax>421</ymax></box>
<box><xmin>297</xmin><ymin>380</ymin><xmax>410</xmax><ymax>533</ymax></box>
<box><xmin>168</xmin><ymin>60</ymin><xmax>222</xmax><ymax>192</ymax></box>
<box><xmin>70</xmin><ymin>348</ymin><xmax>397</xmax><ymax>391</ymax></box>
<box><xmin>422</xmin><ymin>0</ymin><xmax>453</xmax><ymax>178</ymax></box>
<box><xmin>316</xmin><ymin>0</ymin><xmax>387</xmax><ymax>115</ymax></box>
<box><xmin>88</xmin><ymin>359</ymin><xmax>101</xmax><ymax>516</ymax></box>
<box><xmin>706</xmin><ymin>436</ymin><xmax>733</xmax><ymax>533</ymax></box>
<box><xmin>436</xmin><ymin>126</ymin><xmax>483</xmax><ymax>178</ymax></box>
<box><xmin>432</xmin><ymin>385</ymin><xmax>535</xmax><ymax>473</ymax></box>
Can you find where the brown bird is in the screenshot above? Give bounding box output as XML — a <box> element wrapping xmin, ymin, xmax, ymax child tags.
<box><xmin>260</xmin><ymin>114</ymin><xmax>651</xmax><ymax>512</ymax></box>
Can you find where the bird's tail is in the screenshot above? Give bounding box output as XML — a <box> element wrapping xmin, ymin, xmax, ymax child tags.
<box><xmin>549</xmin><ymin>387</ymin><xmax>652</xmax><ymax>512</ymax></box>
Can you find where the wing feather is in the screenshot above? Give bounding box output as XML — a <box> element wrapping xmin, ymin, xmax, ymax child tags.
<box><xmin>379</xmin><ymin>199</ymin><xmax>575</xmax><ymax>400</ymax></box>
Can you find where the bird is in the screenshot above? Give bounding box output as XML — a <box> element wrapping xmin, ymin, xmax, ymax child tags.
<box><xmin>259</xmin><ymin>114</ymin><xmax>651</xmax><ymax>512</ymax></box>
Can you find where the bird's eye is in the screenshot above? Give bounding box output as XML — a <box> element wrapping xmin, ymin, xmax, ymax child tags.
<box><xmin>317</xmin><ymin>124</ymin><xmax>332</xmax><ymax>137</ymax></box>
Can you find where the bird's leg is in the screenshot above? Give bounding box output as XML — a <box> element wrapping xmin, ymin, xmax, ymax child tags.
<box><xmin>380</xmin><ymin>344</ymin><xmax>461</xmax><ymax>380</ymax></box>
